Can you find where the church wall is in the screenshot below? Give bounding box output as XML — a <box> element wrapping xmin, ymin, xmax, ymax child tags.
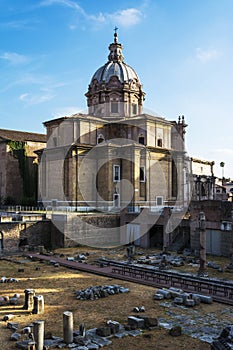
<box><xmin>50</xmin><ymin>213</ymin><xmax>120</xmax><ymax>248</ymax></box>
<box><xmin>0</xmin><ymin>143</ymin><xmax>7</xmax><ymax>198</ymax></box>
<box><xmin>6</xmin><ymin>146</ymin><xmax>24</xmax><ymax>202</ymax></box>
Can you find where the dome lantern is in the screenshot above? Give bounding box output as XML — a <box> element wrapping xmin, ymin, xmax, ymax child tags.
<box><xmin>85</xmin><ymin>30</ymin><xmax>145</xmax><ymax>118</ymax></box>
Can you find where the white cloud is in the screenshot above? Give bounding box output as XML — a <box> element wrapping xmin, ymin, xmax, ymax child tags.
<box><xmin>19</xmin><ymin>91</ymin><xmax>55</xmax><ymax>105</ymax></box>
<box><xmin>196</xmin><ymin>48</ymin><xmax>220</xmax><ymax>63</ymax></box>
<box><xmin>108</xmin><ymin>8</ymin><xmax>143</xmax><ymax>27</ymax></box>
<box><xmin>39</xmin><ymin>0</ymin><xmax>144</xmax><ymax>28</ymax></box>
<box><xmin>0</xmin><ymin>52</ymin><xmax>30</xmax><ymax>65</ymax></box>
<box><xmin>40</xmin><ymin>0</ymin><xmax>86</xmax><ymax>16</ymax></box>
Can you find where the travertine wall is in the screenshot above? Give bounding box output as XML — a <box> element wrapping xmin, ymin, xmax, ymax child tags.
<box><xmin>0</xmin><ymin>220</ymin><xmax>51</xmax><ymax>252</ymax></box>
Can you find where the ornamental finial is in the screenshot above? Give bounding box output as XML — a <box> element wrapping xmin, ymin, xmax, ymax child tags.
<box><xmin>114</xmin><ymin>26</ymin><xmax>118</xmax><ymax>43</ymax></box>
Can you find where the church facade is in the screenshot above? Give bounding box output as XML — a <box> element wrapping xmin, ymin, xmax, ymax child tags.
<box><xmin>39</xmin><ymin>32</ymin><xmax>191</xmax><ymax>248</ymax></box>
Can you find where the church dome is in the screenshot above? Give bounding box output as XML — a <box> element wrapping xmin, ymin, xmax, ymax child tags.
<box><xmin>91</xmin><ymin>60</ymin><xmax>140</xmax><ymax>84</ymax></box>
<box><xmin>86</xmin><ymin>30</ymin><xmax>145</xmax><ymax>118</ymax></box>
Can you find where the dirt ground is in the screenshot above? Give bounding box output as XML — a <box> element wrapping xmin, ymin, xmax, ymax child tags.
<box><xmin>0</xmin><ymin>246</ymin><xmax>233</xmax><ymax>350</ymax></box>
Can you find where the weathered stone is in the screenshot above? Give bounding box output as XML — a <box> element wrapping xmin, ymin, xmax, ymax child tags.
<box><xmin>32</xmin><ymin>295</ymin><xmax>44</xmax><ymax>314</ymax></box>
<box><xmin>10</xmin><ymin>332</ymin><xmax>21</xmax><ymax>341</ymax></box>
<box><xmin>0</xmin><ymin>297</ymin><xmax>7</xmax><ymax>306</ymax></box>
<box><xmin>96</xmin><ymin>327</ymin><xmax>111</xmax><ymax>337</ymax></box>
<box><xmin>140</xmin><ymin>316</ymin><xmax>158</xmax><ymax>328</ymax></box>
<box><xmin>128</xmin><ymin>316</ymin><xmax>145</xmax><ymax>329</ymax></box>
<box><xmin>156</xmin><ymin>289</ymin><xmax>171</xmax><ymax>299</ymax></box>
<box><xmin>73</xmin><ymin>336</ymin><xmax>90</xmax><ymax>346</ymax></box>
<box><xmin>23</xmin><ymin>289</ymin><xmax>35</xmax><ymax>310</ymax></box>
<box><xmin>3</xmin><ymin>314</ymin><xmax>14</xmax><ymax>321</ymax></box>
<box><xmin>16</xmin><ymin>340</ymin><xmax>32</xmax><ymax>349</ymax></box>
<box><xmin>86</xmin><ymin>343</ymin><xmax>99</xmax><ymax>349</ymax></box>
<box><xmin>173</xmin><ymin>297</ymin><xmax>184</xmax><ymax>304</ymax></box>
<box><xmin>63</xmin><ymin>311</ymin><xmax>73</xmax><ymax>344</ymax></box>
<box><xmin>106</xmin><ymin>320</ymin><xmax>120</xmax><ymax>334</ymax></box>
<box><xmin>219</xmin><ymin>325</ymin><xmax>233</xmax><ymax>342</ymax></box>
<box><xmin>33</xmin><ymin>320</ymin><xmax>44</xmax><ymax>350</ymax></box>
<box><xmin>7</xmin><ymin>322</ymin><xmax>19</xmax><ymax>330</ymax></box>
<box><xmin>14</xmin><ymin>293</ymin><xmax>21</xmax><ymax>299</ymax></box>
<box><xmin>184</xmin><ymin>299</ymin><xmax>195</xmax><ymax>307</ymax></box>
<box><xmin>153</xmin><ymin>293</ymin><xmax>164</xmax><ymax>300</ymax></box>
<box><xmin>192</xmin><ymin>293</ymin><xmax>213</xmax><ymax>304</ymax></box>
<box><xmin>125</xmin><ymin>329</ymin><xmax>143</xmax><ymax>337</ymax></box>
<box><xmin>169</xmin><ymin>326</ymin><xmax>182</xmax><ymax>337</ymax></box>
<box><xmin>9</xmin><ymin>297</ymin><xmax>18</xmax><ymax>305</ymax></box>
<box><xmin>79</xmin><ymin>323</ymin><xmax>86</xmax><ymax>337</ymax></box>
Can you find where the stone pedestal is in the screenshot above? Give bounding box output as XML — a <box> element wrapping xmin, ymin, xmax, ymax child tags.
<box><xmin>32</xmin><ymin>295</ymin><xmax>44</xmax><ymax>314</ymax></box>
<box><xmin>33</xmin><ymin>321</ymin><xmax>44</xmax><ymax>350</ymax></box>
<box><xmin>63</xmin><ymin>311</ymin><xmax>73</xmax><ymax>344</ymax></box>
<box><xmin>23</xmin><ymin>289</ymin><xmax>35</xmax><ymax>310</ymax></box>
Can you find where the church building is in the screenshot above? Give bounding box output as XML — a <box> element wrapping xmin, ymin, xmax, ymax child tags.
<box><xmin>39</xmin><ymin>32</ymin><xmax>190</xmax><ymax>248</ymax></box>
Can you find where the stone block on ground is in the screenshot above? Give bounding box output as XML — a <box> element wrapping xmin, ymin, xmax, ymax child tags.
<box><xmin>192</xmin><ymin>294</ymin><xmax>213</xmax><ymax>304</ymax></box>
<box><xmin>96</xmin><ymin>327</ymin><xmax>111</xmax><ymax>337</ymax></box>
<box><xmin>128</xmin><ymin>316</ymin><xmax>145</xmax><ymax>329</ymax></box>
<box><xmin>106</xmin><ymin>320</ymin><xmax>120</xmax><ymax>334</ymax></box>
<box><xmin>169</xmin><ymin>326</ymin><xmax>182</xmax><ymax>337</ymax></box>
<box><xmin>125</xmin><ymin>329</ymin><xmax>143</xmax><ymax>337</ymax></box>
<box><xmin>153</xmin><ymin>293</ymin><xmax>164</xmax><ymax>300</ymax></box>
<box><xmin>173</xmin><ymin>297</ymin><xmax>184</xmax><ymax>304</ymax></box>
<box><xmin>156</xmin><ymin>289</ymin><xmax>171</xmax><ymax>299</ymax></box>
<box><xmin>7</xmin><ymin>322</ymin><xmax>19</xmax><ymax>330</ymax></box>
<box><xmin>140</xmin><ymin>316</ymin><xmax>158</xmax><ymax>328</ymax></box>
<box><xmin>10</xmin><ymin>332</ymin><xmax>21</xmax><ymax>341</ymax></box>
<box><xmin>16</xmin><ymin>340</ymin><xmax>32</xmax><ymax>349</ymax></box>
<box><xmin>184</xmin><ymin>299</ymin><xmax>196</xmax><ymax>307</ymax></box>
<box><xmin>3</xmin><ymin>314</ymin><xmax>14</xmax><ymax>321</ymax></box>
<box><xmin>9</xmin><ymin>297</ymin><xmax>18</xmax><ymax>305</ymax></box>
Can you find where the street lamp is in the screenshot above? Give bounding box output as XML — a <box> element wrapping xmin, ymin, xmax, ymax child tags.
<box><xmin>197</xmin><ymin>211</ymin><xmax>208</xmax><ymax>277</ymax></box>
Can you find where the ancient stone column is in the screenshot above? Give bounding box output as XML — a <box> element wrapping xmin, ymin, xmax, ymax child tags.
<box><xmin>27</xmin><ymin>341</ymin><xmax>36</xmax><ymax>350</ymax></box>
<box><xmin>197</xmin><ymin>211</ymin><xmax>208</xmax><ymax>277</ymax></box>
<box><xmin>32</xmin><ymin>295</ymin><xmax>44</xmax><ymax>314</ymax></box>
<box><xmin>23</xmin><ymin>289</ymin><xmax>35</xmax><ymax>310</ymax></box>
<box><xmin>63</xmin><ymin>311</ymin><xmax>73</xmax><ymax>344</ymax></box>
<box><xmin>33</xmin><ymin>320</ymin><xmax>44</xmax><ymax>350</ymax></box>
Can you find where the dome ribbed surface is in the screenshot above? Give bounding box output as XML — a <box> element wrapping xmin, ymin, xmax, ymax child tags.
<box><xmin>92</xmin><ymin>61</ymin><xmax>140</xmax><ymax>84</ymax></box>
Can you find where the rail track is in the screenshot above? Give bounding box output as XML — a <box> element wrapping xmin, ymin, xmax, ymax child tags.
<box><xmin>25</xmin><ymin>254</ymin><xmax>233</xmax><ymax>306</ymax></box>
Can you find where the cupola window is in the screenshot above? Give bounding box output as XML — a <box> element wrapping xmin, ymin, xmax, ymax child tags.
<box><xmin>139</xmin><ymin>134</ymin><xmax>145</xmax><ymax>145</ymax></box>
<box><xmin>132</xmin><ymin>103</ymin><xmax>137</xmax><ymax>115</ymax></box>
<box><xmin>157</xmin><ymin>138</ymin><xmax>162</xmax><ymax>147</ymax></box>
<box><xmin>111</xmin><ymin>102</ymin><xmax>118</xmax><ymax>113</ymax></box>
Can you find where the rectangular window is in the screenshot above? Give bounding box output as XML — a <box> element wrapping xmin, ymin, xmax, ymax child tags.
<box><xmin>132</xmin><ymin>103</ymin><xmax>137</xmax><ymax>115</ymax></box>
<box><xmin>111</xmin><ymin>102</ymin><xmax>118</xmax><ymax>113</ymax></box>
<box><xmin>139</xmin><ymin>136</ymin><xmax>145</xmax><ymax>145</ymax></box>
<box><xmin>156</xmin><ymin>196</ymin><xmax>163</xmax><ymax>206</ymax></box>
<box><xmin>113</xmin><ymin>165</ymin><xmax>120</xmax><ymax>182</ymax></box>
<box><xmin>140</xmin><ymin>166</ymin><xmax>145</xmax><ymax>182</ymax></box>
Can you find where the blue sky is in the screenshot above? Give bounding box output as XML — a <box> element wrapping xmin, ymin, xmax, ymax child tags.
<box><xmin>0</xmin><ymin>0</ymin><xmax>233</xmax><ymax>178</ymax></box>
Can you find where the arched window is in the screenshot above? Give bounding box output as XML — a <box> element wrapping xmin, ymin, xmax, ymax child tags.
<box><xmin>157</xmin><ymin>138</ymin><xmax>162</xmax><ymax>147</ymax></box>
